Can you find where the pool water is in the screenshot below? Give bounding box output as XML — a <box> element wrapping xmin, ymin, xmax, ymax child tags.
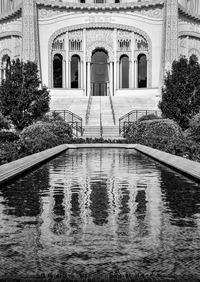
<box><xmin>1</xmin><ymin>148</ymin><xmax>200</xmax><ymax>280</ymax></box>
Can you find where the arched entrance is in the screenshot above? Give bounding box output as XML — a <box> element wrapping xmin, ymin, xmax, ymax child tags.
<box><xmin>91</xmin><ymin>49</ymin><xmax>109</xmax><ymax>96</ymax></box>
<box><xmin>138</xmin><ymin>54</ymin><xmax>147</xmax><ymax>88</ymax></box>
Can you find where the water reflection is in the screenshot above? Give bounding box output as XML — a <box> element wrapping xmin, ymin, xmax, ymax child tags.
<box><xmin>1</xmin><ymin>148</ymin><xmax>200</xmax><ymax>279</ymax></box>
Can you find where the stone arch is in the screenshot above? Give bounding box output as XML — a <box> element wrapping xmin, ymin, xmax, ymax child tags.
<box><xmin>48</xmin><ymin>23</ymin><xmax>152</xmax><ymax>88</ymax></box>
<box><xmin>0</xmin><ymin>31</ymin><xmax>22</xmax><ymax>39</ymax></box>
<box><xmin>87</xmin><ymin>41</ymin><xmax>113</xmax><ymax>62</ymax></box>
<box><xmin>189</xmin><ymin>48</ymin><xmax>200</xmax><ymax>61</ymax></box>
<box><xmin>0</xmin><ymin>48</ymin><xmax>12</xmax><ymax>60</ymax></box>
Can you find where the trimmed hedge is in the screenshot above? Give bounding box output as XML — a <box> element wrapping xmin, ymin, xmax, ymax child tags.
<box><xmin>125</xmin><ymin>118</ymin><xmax>183</xmax><ymax>141</ymax></box>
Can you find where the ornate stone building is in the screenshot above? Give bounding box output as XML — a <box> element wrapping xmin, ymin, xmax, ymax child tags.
<box><xmin>0</xmin><ymin>0</ymin><xmax>200</xmax><ymax>124</ymax></box>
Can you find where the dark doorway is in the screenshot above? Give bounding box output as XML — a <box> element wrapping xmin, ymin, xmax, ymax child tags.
<box><xmin>91</xmin><ymin>49</ymin><xmax>108</xmax><ymax>96</ymax></box>
<box><xmin>138</xmin><ymin>54</ymin><xmax>147</xmax><ymax>88</ymax></box>
<box><xmin>71</xmin><ymin>55</ymin><xmax>80</xmax><ymax>88</ymax></box>
<box><xmin>53</xmin><ymin>54</ymin><xmax>63</xmax><ymax>88</ymax></box>
<box><xmin>120</xmin><ymin>55</ymin><xmax>129</xmax><ymax>88</ymax></box>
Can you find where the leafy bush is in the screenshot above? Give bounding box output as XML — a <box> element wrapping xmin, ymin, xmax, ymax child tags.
<box><xmin>0</xmin><ymin>131</ymin><xmax>19</xmax><ymax>143</ymax></box>
<box><xmin>138</xmin><ymin>114</ymin><xmax>161</xmax><ymax>122</ymax></box>
<box><xmin>0</xmin><ymin>141</ymin><xmax>20</xmax><ymax>165</ymax></box>
<box><xmin>125</xmin><ymin>119</ymin><xmax>183</xmax><ymax>141</ymax></box>
<box><xmin>0</xmin><ymin>113</ymin><xmax>10</xmax><ymax>130</ymax></box>
<box><xmin>188</xmin><ymin>113</ymin><xmax>200</xmax><ymax>142</ymax></box>
<box><xmin>47</xmin><ymin>120</ymin><xmax>72</xmax><ymax>143</ymax></box>
<box><xmin>19</xmin><ymin>122</ymin><xmax>59</xmax><ymax>155</ymax></box>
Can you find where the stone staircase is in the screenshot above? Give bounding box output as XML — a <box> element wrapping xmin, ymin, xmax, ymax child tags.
<box><xmin>83</xmin><ymin>97</ymin><xmax>121</xmax><ymax>139</ymax></box>
<box><xmin>49</xmin><ymin>88</ymin><xmax>160</xmax><ymax>139</ymax></box>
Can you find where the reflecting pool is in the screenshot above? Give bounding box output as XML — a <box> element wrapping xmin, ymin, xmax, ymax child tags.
<box><xmin>1</xmin><ymin>149</ymin><xmax>200</xmax><ymax>280</ymax></box>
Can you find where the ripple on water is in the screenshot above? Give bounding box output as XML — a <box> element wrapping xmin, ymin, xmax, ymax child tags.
<box><xmin>0</xmin><ymin>148</ymin><xmax>200</xmax><ymax>280</ymax></box>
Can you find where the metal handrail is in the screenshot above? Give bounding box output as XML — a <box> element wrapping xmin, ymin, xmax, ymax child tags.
<box><xmin>85</xmin><ymin>94</ymin><xmax>92</xmax><ymax>125</ymax></box>
<box><xmin>108</xmin><ymin>86</ymin><xmax>116</xmax><ymax>125</ymax></box>
<box><xmin>119</xmin><ymin>109</ymin><xmax>161</xmax><ymax>136</ymax></box>
<box><xmin>51</xmin><ymin>110</ymin><xmax>83</xmax><ymax>137</ymax></box>
<box><xmin>100</xmin><ymin>112</ymin><xmax>103</xmax><ymax>138</ymax></box>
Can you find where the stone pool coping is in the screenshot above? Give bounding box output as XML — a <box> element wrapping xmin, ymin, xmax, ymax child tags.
<box><xmin>0</xmin><ymin>143</ymin><xmax>200</xmax><ymax>185</ymax></box>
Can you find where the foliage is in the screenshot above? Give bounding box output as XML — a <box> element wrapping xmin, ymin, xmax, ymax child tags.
<box><xmin>0</xmin><ymin>131</ymin><xmax>19</xmax><ymax>143</ymax></box>
<box><xmin>159</xmin><ymin>55</ymin><xmax>200</xmax><ymax>129</ymax></box>
<box><xmin>0</xmin><ymin>59</ymin><xmax>50</xmax><ymax>130</ymax></box>
<box><xmin>0</xmin><ymin>141</ymin><xmax>20</xmax><ymax>165</ymax></box>
<box><xmin>138</xmin><ymin>114</ymin><xmax>161</xmax><ymax>122</ymax></box>
<box><xmin>188</xmin><ymin>113</ymin><xmax>200</xmax><ymax>142</ymax></box>
<box><xmin>125</xmin><ymin>119</ymin><xmax>183</xmax><ymax>141</ymax></box>
<box><xmin>19</xmin><ymin>120</ymin><xmax>73</xmax><ymax>155</ymax></box>
<box><xmin>19</xmin><ymin>122</ymin><xmax>59</xmax><ymax>155</ymax></box>
<box><xmin>0</xmin><ymin>113</ymin><xmax>10</xmax><ymax>130</ymax></box>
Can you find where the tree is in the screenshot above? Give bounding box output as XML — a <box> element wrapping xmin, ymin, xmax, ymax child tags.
<box><xmin>159</xmin><ymin>55</ymin><xmax>200</xmax><ymax>129</ymax></box>
<box><xmin>0</xmin><ymin>59</ymin><xmax>50</xmax><ymax>130</ymax></box>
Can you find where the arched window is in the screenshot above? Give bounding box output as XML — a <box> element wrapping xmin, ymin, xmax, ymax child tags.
<box><xmin>120</xmin><ymin>55</ymin><xmax>129</xmax><ymax>88</ymax></box>
<box><xmin>138</xmin><ymin>54</ymin><xmax>147</xmax><ymax>88</ymax></box>
<box><xmin>1</xmin><ymin>54</ymin><xmax>10</xmax><ymax>81</ymax></box>
<box><xmin>53</xmin><ymin>54</ymin><xmax>63</xmax><ymax>88</ymax></box>
<box><xmin>71</xmin><ymin>55</ymin><xmax>80</xmax><ymax>88</ymax></box>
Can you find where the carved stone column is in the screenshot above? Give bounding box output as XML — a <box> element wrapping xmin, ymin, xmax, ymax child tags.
<box><xmin>63</xmin><ymin>59</ymin><xmax>66</xmax><ymax>88</ymax></box>
<box><xmin>83</xmin><ymin>29</ymin><xmax>87</xmax><ymax>95</ymax></box>
<box><xmin>134</xmin><ymin>59</ymin><xmax>138</xmax><ymax>88</ymax></box>
<box><xmin>87</xmin><ymin>61</ymin><xmax>91</xmax><ymax>96</ymax></box>
<box><xmin>22</xmin><ymin>0</ymin><xmax>37</xmax><ymax>62</ymax></box>
<box><xmin>164</xmin><ymin>0</ymin><xmax>178</xmax><ymax>71</ymax></box>
<box><xmin>65</xmin><ymin>32</ymin><xmax>69</xmax><ymax>88</ymax></box>
<box><xmin>114</xmin><ymin>28</ymin><xmax>117</xmax><ymax>92</ymax></box>
<box><xmin>131</xmin><ymin>32</ymin><xmax>135</xmax><ymax>88</ymax></box>
<box><xmin>109</xmin><ymin>62</ymin><xmax>113</xmax><ymax>96</ymax></box>
<box><xmin>69</xmin><ymin>59</ymin><xmax>71</xmax><ymax>88</ymax></box>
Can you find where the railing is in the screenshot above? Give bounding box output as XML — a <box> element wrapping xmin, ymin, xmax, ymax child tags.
<box><xmin>51</xmin><ymin>110</ymin><xmax>83</xmax><ymax>137</ymax></box>
<box><xmin>85</xmin><ymin>94</ymin><xmax>92</xmax><ymax>125</ymax></box>
<box><xmin>108</xmin><ymin>86</ymin><xmax>116</xmax><ymax>125</ymax></box>
<box><xmin>119</xmin><ymin>109</ymin><xmax>161</xmax><ymax>136</ymax></box>
<box><xmin>100</xmin><ymin>112</ymin><xmax>103</xmax><ymax>138</ymax></box>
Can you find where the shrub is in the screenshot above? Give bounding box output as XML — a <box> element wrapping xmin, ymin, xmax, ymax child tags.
<box><xmin>0</xmin><ymin>141</ymin><xmax>20</xmax><ymax>165</ymax></box>
<box><xmin>19</xmin><ymin>122</ymin><xmax>59</xmax><ymax>155</ymax></box>
<box><xmin>0</xmin><ymin>131</ymin><xmax>19</xmax><ymax>143</ymax></box>
<box><xmin>0</xmin><ymin>113</ymin><xmax>10</xmax><ymax>130</ymax></box>
<box><xmin>138</xmin><ymin>114</ymin><xmax>161</xmax><ymax>122</ymax></box>
<box><xmin>125</xmin><ymin>118</ymin><xmax>183</xmax><ymax>141</ymax></box>
<box><xmin>188</xmin><ymin>113</ymin><xmax>200</xmax><ymax>142</ymax></box>
<box><xmin>48</xmin><ymin>120</ymin><xmax>72</xmax><ymax>142</ymax></box>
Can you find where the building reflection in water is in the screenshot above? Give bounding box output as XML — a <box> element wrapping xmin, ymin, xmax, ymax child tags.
<box><xmin>1</xmin><ymin>148</ymin><xmax>200</xmax><ymax>278</ymax></box>
<box><xmin>38</xmin><ymin>149</ymin><xmax>164</xmax><ymax>247</ymax></box>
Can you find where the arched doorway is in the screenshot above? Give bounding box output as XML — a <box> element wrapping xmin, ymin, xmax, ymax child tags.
<box><xmin>138</xmin><ymin>54</ymin><xmax>147</xmax><ymax>88</ymax></box>
<box><xmin>53</xmin><ymin>54</ymin><xmax>63</xmax><ymax>88</ymax></box>
<box><xmin>91</xmin><ymin>49</ymin><xmax>109</xmax><ymax>96</ymax></box>
<box><xmin>71</xmin><ymin>55</ymin><xmax>80</xmax><ymax>88</ymax></box>
<box><xmin>119</xmin><ymin>55</ymin><xmax>129</xmax><ymax>88</ymax></box>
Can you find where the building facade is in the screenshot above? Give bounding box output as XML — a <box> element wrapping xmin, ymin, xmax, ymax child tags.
<box><xmin>0</xmin><ymin>0</ymin><xmax>200</xmax><ymax>110</ymax></box>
